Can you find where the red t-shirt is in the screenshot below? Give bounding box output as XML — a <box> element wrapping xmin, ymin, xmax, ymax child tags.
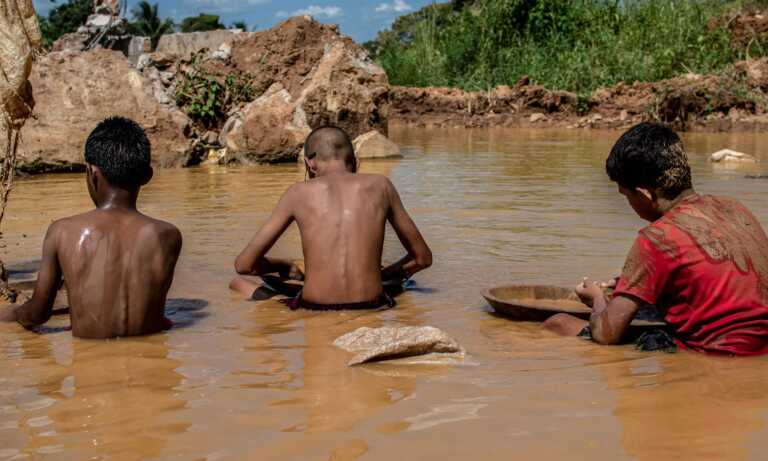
<box><xmin>614</xmin><ymin>194</ymin><xmax>768</xmax><ymax>356</ymax></box>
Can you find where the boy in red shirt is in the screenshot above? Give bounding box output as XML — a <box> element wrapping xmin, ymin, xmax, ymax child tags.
<box><xmin>545</xmin><ymin>122</ymin><xmax>768</xmax><ymax>356</ymax></box>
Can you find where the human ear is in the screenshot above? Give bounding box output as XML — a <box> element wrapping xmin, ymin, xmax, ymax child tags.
<box><xmin>305</xmin><ymin>158</ymin><xmax>317</xmax><ymax>178</ymax></box>
<box><xmin>87</xmin><ymin>165</ymin><xmax>98</xmax><ymax>191</ymax></box>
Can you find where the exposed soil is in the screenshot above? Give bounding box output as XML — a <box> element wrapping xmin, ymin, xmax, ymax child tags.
<box><xmin>390</xmin><ymin>57</ymin><xmax>768</xmax><ymax>132</ymax></box>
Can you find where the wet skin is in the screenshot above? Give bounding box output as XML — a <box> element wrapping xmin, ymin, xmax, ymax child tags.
<box><xmin>234</xmin><ymin>160</ymin><xmax>432</xmax><ymax>305</ymax></box>
<box><xmin>0</xmin><ymin>165</ymin><xmax>182</xmax><ymax>338</ymax></box>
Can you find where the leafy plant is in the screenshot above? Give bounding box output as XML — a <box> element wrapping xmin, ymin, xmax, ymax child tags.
<box><xmin>175</xmin><ymin>61</ymin><xmax>257</xmax><ymax>128</ymax></box>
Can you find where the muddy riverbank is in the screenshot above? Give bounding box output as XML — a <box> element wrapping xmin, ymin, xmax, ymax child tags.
<box><xmin>389</xmin><ymin>58</ymin><xmax>768</xmax><ymax>132</ymax></box>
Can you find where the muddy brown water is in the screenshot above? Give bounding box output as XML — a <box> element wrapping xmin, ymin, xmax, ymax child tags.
<box><xmin>2</xmin><ymin>127</ymin><xmax>768</xmax><ymax>460</ymax></box>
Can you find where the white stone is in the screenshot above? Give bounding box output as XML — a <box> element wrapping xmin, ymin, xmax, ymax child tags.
<box><xmin>352</xmin><ymin>130</ymin><xmax>402</xmax><ymax>159</ymax></box>
<box><xmin>709</xmin><ymin>149</ymin><xmax>758</xmax><ymax>163</ymax></box>
<box><xmin>334</xmin><ymin>326</ymin><xmax>465</xmax><ymax>366</ymax></box>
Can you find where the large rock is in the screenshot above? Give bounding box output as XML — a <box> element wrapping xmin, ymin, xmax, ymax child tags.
<box><xmin>353</xmin><ymin>130</ymin><xmax>402</xmax><ymax>159</ymax></box>
<box><xmin>220</xmin><ymin>17</ymin><xmax>390</xmax><ymax>164</ymax></box>
<box><xmin>220</xmin><ymin>83</ymin><xmax>309</xmax><ymax>163</ymax></box>
<box><xmin>334</xmin><ymin>326</ymin><xmax>464</xmax><ymax>366</ymax></box>
<box><xmin>18</xmin><ymin>49</ymin><xmax>194</xmax><ymax>173</ymax></box>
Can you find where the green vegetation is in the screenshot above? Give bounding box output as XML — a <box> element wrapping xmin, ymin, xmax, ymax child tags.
<box><xmin>175</xmin><ymin>61</ymin><xmax>257</xmax><ymax>128</ymax></box>
<box><xmin>38</xmin><ymin>0</ymin><xmax>91</xmax><ymax>48</ymax></box>
<box><xmin>368</xmin><ymin>0</ymin><xmax>768</xmax><ymax>94</ymax></box>
<box><xmin>180</xmin><ymin>13</ymin><xmax>225</xmax><ymax>33</ymax></box>
<box><xmin>230</xmin><ymin>21</ymin><xmax>249</xmax><ymax>31</ymax></box>
<box><xmin>128</xmin><ymin>1</ymin><xmax>174</xmax><ymax>51</ymax></box>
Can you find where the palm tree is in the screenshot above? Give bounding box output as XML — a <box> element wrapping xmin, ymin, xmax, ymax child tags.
<box><xmin>129</xmin><ymin>1</ymin><xmax>174</xmax><ymax>51</ymax></box>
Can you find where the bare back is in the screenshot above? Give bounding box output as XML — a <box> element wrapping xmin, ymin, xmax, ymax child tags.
<box><xmin>235</xmin><ymin>168</ymin><xmax>431</xmax><ymax>307</ymax></box>
<box><xmin>293</xmin><ymin>173</ymin><xmax>389</xmax><ymax>303</ymax></box>
<box><xmin>53</xmin><ymin>209</ymin><xmax>182</xmax><ymax>338</ymax></box>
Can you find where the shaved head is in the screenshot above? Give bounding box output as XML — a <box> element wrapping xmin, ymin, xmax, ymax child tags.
<box><xmin>304</xmin><ymin>126</ymin><xmax>356</xmax><ymax>171</ymax></box>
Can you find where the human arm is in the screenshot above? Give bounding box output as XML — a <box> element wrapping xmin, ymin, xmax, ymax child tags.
<box><xmin>382</xmin><ymin>179</ymin><xmax>432</xmax><ymax>280</ymax></box>
<box><xmin>576</xmin><ymin>280</ymin><xmax>641</xmax><ymax>345</ymax></box>
<box><xmin>576</xmin><ymin>230</ymin><xmax>672</xmax><ymax>344</ymax></box>
<box><xmin>0</xmin><ymin>223</ymin><xmax>62</xmax><ymax>327</ymax></box>
<box><xmin>234</xmin><ymin>187</ymin><xmax>300</xmax><ymax>278</ymax></box>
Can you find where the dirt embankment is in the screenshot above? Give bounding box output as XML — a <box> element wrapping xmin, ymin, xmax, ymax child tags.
<box><xmin>390</xmin><ymin>58</ymin><xmax>768</xmax><ymax>132</ymax></box>
<box><xmin>391</xmin><ymin>12</ymin><xmax>768</xmax><ymax>132</ymax></box>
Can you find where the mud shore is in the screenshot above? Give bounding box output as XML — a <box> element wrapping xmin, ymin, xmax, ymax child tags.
<box><xmin>389</xmin><ymin>59</ymin><xmax>768</xmax><ymax>133</ymax></box>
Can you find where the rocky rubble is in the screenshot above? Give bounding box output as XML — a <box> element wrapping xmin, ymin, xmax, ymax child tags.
<box><xmin>213</xmin><ymin>17</ymin><xmax>390</xmax><ymax>164</ymax></box>
<box><xmin>18</xmin><ymin>16</ymin><xmax>393</xmax><ymax>172</ymax></box>
<box><xmin>136</xmin><ymin>16</ymin><xmax>390</xmax><ymax>165</ymax></box>
<box><xmin>18</xmin><ymin>49</ymin><xmax>195</xmax><ymax>173</ymax></box>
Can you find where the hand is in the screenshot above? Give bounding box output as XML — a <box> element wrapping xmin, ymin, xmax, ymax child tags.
<box><xmin>285</xmin><ymin>263</ymin><xmax>304</xmax><ymax>281</ymax></box>
<box><xmin>0</xmin><ymin>304</ymin><xmax>18</xmax><ymax>322</ymax></box>
<box><xmin>601</xmin><ymin>278</ymin><xmax>618</xmax><ymax>290</ymax></box>
<box><xmin>575</xmin><ymin>278</ymin><xmax>606</xmax><ymax>307</ymax></box>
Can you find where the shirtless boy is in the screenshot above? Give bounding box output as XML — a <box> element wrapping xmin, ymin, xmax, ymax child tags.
<box><xmin>0</xmin><ymin>117</ymin><xmax>182</xmax><ymax>338</ymax></box>
<box><xmin>230</xmin><ymin>126</ymin><xmax>432</xmax><ymax>310</ymax></box>
<box><xmin>545</xmin><ymin>122</ymin><xmax>768</xmax><ymax>356</ymax></box>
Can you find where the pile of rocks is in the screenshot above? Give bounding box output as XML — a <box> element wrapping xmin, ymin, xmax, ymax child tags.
<box><xmin>20</xmin><ymin>16</ymin><xmax>398</xmax><ymax>173</ymax></box>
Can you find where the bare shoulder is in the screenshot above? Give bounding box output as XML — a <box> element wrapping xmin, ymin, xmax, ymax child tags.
<box><xmin>45</xmin><ymin>211</ymin><xmax>97</xmax><ymax>239</ymax></box>
<box><xmin>136</xmin><ymin>216</ymin><xmax>182</xmax><ymax>250</ymax></box>
<box><xmin>355</xmin><ymin>173</ymin><xmax>394</xmax><ymax>190</ymax></box>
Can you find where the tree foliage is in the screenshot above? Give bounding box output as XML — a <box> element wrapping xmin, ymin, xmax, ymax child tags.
<box><xmin>38</xmin><ymin>0</ymin><xmax>92</xmax><ymax>48</ymax></box>
<box><xmin>369</xmin><ymin>0</ymin><xmax>761</xmax><ymax>94</ymax></box>
<box><xmin>230</xmin><ymin>21</ymin><xmax>248</xmax><ymax>31</ymax></box>
<box><xmin>128</xmin><ymin>1</ymin><xmax>175</xmax><ymax>51</ymax></box>
<box><xmin>180</xmin><ymin>13</ymin><xmax>224</xmax><ymax>33</ymax></box>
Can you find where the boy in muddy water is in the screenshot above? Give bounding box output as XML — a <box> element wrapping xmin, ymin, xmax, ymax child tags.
<box><xmin>230</xmin><ymin>125</ymin><xmax>432</xmax><ymax>310</ymax></box>
<box><xmin>0</xmin><ymin>117</ymin><xmax>182</xmax><ymax>338</ymax></box>
<box><xmin>544</xmin><ymin>122</ymin><xmax>768</xmax><ymax>356</ymax></box>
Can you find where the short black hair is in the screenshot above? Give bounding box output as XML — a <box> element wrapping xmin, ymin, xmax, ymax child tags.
<box><xmin>606</xmin><ymin>122</ymin><xmax>692</xmax><ymax>199</ymax></box>
<box><xmin>304</xmin><ymin>125</ymin><xmax>355</xmax><ymax>170</ymax></box>
<box><xmin>84</xmin><ymin>116</ymin><xmax>151</xmax><ymax>188</ymax></box>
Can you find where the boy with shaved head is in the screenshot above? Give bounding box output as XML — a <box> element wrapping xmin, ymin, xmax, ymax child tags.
<box><xmin>231</xmin><ymin>126</ymin><xmax>432</xmax><ymax>310</ymax></box>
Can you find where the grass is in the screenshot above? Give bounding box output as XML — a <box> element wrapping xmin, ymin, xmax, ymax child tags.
<box><xmin>369</xmin><ymin>0</ymin><xmax>768</xmax><ymax>93</ymax></box>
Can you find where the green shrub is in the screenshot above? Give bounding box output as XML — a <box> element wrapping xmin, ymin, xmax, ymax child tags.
<box><xmin>175</xmin><ymin>63</ymin><xmax>256</xmax><ymax>128</ymax></box>
<box><xmin>372</xmin><ymin>0</ymin><xmax>757</xmax><ymax>93</ymax></box>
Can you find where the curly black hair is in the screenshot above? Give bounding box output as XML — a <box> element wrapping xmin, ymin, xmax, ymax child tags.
<box><xmin>84</xmin><ymin>116</ymin><xmax>151</xmax><ymax>188</ymax></box>
<box><xmin>606</xmin><ymin>122</ymin><xmax>692</xmax><ymax>199</ymax></box>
